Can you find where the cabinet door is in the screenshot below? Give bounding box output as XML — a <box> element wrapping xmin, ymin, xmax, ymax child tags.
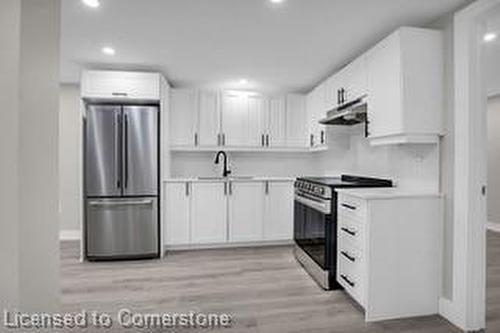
<box><xmin>306</xmin><ymin>91</ymin><xmax>317</xmax><ymax>148</ymax></box>
<box><xmin>198</xmin><ymin>90</ymin><xmax>220</xmax><ymax>146</ymax></box>
<box><xmin>366</xmin><ymin>34</ymin><xmax>403</xmax><ymax>138</ymax></box>
<box><xmin>286</xmin><ymin>94</ymin><xmax>308</xmax><ymax>148</ymax></box>
<box><xmin>314</xmin><ymin>84</ymin><xmax>327</xmax><ymax>147</ymax></box>
<box><xmin>164</xmin><ymin>183</ymin><xmax>190</xmax><ymax>245</ymax></box>
<box><xmin>248</xmin><ymin>94</ymin><xmax>266</xmax><ymax>147</ymax></box>
<box><xmin>82</xmin><ymin>71</ymin><xmax>160</xmax><ymax>100</ymax></box>
<box><xmin>325</xmin><ymin>73</ymin><xmax>342</xmax><ymax>111</ymax></box>
<box><xmin>267</xmin><ymin>97</ymin><xmax>286</xmax><ymax>147</ymax></box>
<box><xmin>264</xmin><ymin>182</ymin><xmax>294</xmax><ymax>241</ymax></box>
<box><xmin>228</xmin><ymin>182</ymin><xmax>264</xmax><ymax>242</ymax></box>
<box><xmin>170</xmin><ymin>89</ymin><xmax>197</xmax><ymax>146</ymax></box>
<box><xmin>191</xmin><ymin>182</ymin><xmax>227</xmax><ymax>244</ymax></box>
<box><xmin>221</xmin><ymin>92</ymin><xmax>248</xmax><ymax>147</ymax></box>
<box><xmin>345</xmin><ymin>55</ymin><xmax>368</xmax><ymax>102</ymax></box>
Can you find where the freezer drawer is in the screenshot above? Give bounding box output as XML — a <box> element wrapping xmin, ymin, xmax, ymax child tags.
<box><xmin>86</xmin><ymin>197</ymin><xmax>159</xmax><ymax>259</ymax></box>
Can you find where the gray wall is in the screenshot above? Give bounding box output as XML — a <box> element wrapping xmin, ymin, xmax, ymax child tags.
<box><xmin>0</xmin><ymin>0</ymin><xmax>60</xmax><ymax>314</ymax></box>
<box><xmin>59</xmin><ymin>84</ymin><xmax>82</xmax><ymax>232</ymax></box>
<box><xmin>488</xmin><ymin>95</ymin><xmax>500</xmax><ymax>224</ymax></box>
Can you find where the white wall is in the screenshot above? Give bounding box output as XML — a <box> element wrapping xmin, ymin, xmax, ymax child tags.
<box><xmin>0</xmin><ymin>0</ymin><xmax>21</xmax><ymax>311</ymax></box>
<box><xmin>0</xmin><ymin>0</ymin><xmax>60</xmax><ymax>314</ymax></box>
<box><xmin>488</xmin><ymin>95</ymin><xmax>500</xmax><ymax>224</ymax></box>
<box><xmin>59</xmin><ymin>84</ymin><xmax>82</xmax><ymax>233</ymax></box>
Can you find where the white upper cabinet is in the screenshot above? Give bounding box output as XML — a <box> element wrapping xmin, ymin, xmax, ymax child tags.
<box><xmin>307</xmin><ymin>84</ymin><xmax>328</xmax><ymax>149</ymax></box>
<box><xmin>221</xmin><ymin>91</ymin><xmax>250</xmax><ymax>147</ymax></box>
<box><xmin>197</xmin><ymin>90</ymin><xmax>220</xmax><ymax>147</ymax></box>
<box><xmin>170</xmin><ymin>89</ymin><xmax>197</xmax><ymax>146</ymax></box>
<box><xmin>286</xmin><ymin>94</ymin><xmax>308</xmax><ymax>148</ymax></box>
<box><xmin>366</xmin><ymin>27</ymin><xmax>443</xmax><ymax>145</ymax></box>
<box><xmin>265</xmin><ymin>97</ymin><xmax>287</xmax><ymax>148</ymax></box>
<box><xmin>81</xmin><ymin>70</ymin><xmax>160</xmax><ymax>101</ymax></box>
<box><xmin>263</xmin><ymin>181</ymin><xmax>294</xmax><ymax>241</ymax></box>
<box><xmin>228</xmin><ymin>181</ymin><xmax>265</xmax><ymax>242</ymax></box>
<box><xmin>191</xmin><ymin>182</ymin><xmax>227</xmax><ymax>244</ymax></box>
<box><xmin>344</xmin><ymin>55</ymin><xmax>368</xmax><ymax>102</ymax></box>
<box><xmin>248</xmin><ymin>94</ymin><xmax>266</xmax><ymax>147</ymax></box>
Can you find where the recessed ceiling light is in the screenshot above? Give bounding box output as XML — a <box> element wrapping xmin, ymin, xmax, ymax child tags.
<box><xmin>239</xmin><ymin>79</ymin><xmax>248</xmax><ymax>85</ymax></box>
<box><xmin>82</xmin><ymin>0</ymin><xmax>100</xmax><ymax>8</ymax></box>
<box><xmin>484</xmin><ymin>32</ymin><xmax>497</xmax><ymax>42</ymax></box>
<box><xmin>270</xmin><ymin>0</ymin><xmax>285</xmax><ymax>3</ymax></box>
<box><xmin>102</xmin><ymin>47</ymin><xmax>116</xmax><ymax>56</ymax></box>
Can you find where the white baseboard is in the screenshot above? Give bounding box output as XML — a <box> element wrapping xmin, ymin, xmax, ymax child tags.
<box><xmin>487</xmin><ymin>222</ymin><xmax>500</xmax><ymax>233</ymax></box>
<box><xmin>439</xmin><ymin>298</ymin><xmax>465</xmax><ymax>331</ymax></box>
<box><xmin>59</xmin><ymin>230</ymin><xmax>81</xmax><ymax>241</ymax></box>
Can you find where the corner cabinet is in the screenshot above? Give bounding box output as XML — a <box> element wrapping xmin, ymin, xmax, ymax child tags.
<box><xmin>365</xmin><ymin>27</ymin><xmax>444</xmax><ymax>145</ymax></box>
<box><xmin>163</xmin><ymin>180</ymin><xmax>294</xmax><ymax>249</ymax></box>
<box><xmin>336</xmin><ymin>190</ymin><xmax>442</xmax><ymax>322</ymax></box>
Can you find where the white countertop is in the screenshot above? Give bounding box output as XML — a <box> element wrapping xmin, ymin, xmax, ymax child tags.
<box><xmin>335</xmin><ymin>188</ymin><xmax>442</xmax><ymax>199</ymax></box>
<box><xmin>163</xmin><ymin>176</ymin><xmax>296</xmax><ymax>183</ymax></box>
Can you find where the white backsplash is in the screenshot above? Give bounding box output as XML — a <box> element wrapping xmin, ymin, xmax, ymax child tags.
<box><xmin>170</xmin><ymin>125</ymin><xmax>440</xmax><ymax>192</ymax></box>
<box><xmin>170</xmin><ymin>152</ymin><xmax>320</xmax><ymax>178</ymax></box>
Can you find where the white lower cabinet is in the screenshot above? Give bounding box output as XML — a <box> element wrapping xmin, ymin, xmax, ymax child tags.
<box><xmin>164</xmin><ymin>182</ymin><xmax>191</xmax><ymax>245</ymax></box>
<box><xmin>228</xmin><ymin>182</ymin><xmax>264</xmax><ymax>242</ymax></box>
<box><xmin>263</xmin><ymin>181</ymin><xmax>294</xmax><ymax>240</ymax></box>
<box><xmin>191</xmin><ymin>182</ymin><xmax>227</xmax><ymax>244</ymax></box>
<box><xmin>164</xmin><ymin>180</ymin><xmax>293</xmax><ymax>248</ymax></box>
<box><xmin>336</xmin><ymin>191</ymin><xmax>442</xmax><ymax>322</ymax></box>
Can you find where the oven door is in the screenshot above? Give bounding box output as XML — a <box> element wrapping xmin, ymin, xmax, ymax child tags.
<box><xmin>294</xmin><ymin>191</ymin><xmax>331</xmax><ymax>270</ymax></box>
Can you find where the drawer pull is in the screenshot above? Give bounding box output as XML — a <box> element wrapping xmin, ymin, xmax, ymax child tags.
<box><xmin>341</xmin><ymin>251</ymin><xmax>356</xmax><ymax>262</ymax></box>
<box><xmin>341</xmin><ymin>203</ymin><xmax>357</xmax><ymax>210</ymax></box>
<box><xmin>112</xmin><ymin>92</ymin><xmax>128</xmax><ymax>97</ymax></box>
<box><xmin>340</xmin><ymin>274</ymin><xmax>355</xmax><ymax>287</ymax></box>
<box><xmin>341</xmin><ymin>227</ymin><xmax>357</xmax><ymax>236</ymax></box>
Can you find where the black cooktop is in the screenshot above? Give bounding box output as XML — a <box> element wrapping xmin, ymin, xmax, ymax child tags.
<box><xmin>297</xmin><ymin>175</ymin><xmax>393</xmax><ymax>188</ymax></box>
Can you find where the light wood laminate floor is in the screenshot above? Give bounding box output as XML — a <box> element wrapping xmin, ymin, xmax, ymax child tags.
<box><xmin>61</xmin><ymin>232</ymin><xmax>500</xmax><ymax>332</ymax></box>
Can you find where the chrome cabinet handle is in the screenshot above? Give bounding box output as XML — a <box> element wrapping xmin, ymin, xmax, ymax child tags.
<box><xmin>222</xmin><ymin>133</ymin><xmax>226</xmax><ymax>146</ymax></box>
<box><xmin>265</xmin><ymin>181</ymin><xmax>269</xmax><ymax>195</ymax></box>
<box><xmin>228</xmin><ymin>181</ymin><xmax>233</xmax><ymax>195</ymax></box>
<box><xmin>224</xmin><ymin>182</ymin><xmax>227</xmax><ymax>195</ymax></box>
<box><xmin>261</xmin><ymin>134</ymin><xmax>265</xmax><ymax>147</ymax></box>
<box><xmin>185</xmin><ymin>182</ymin><xmax>190</xmax><ymax>196</ymax></box>
<box><xmin>112</xmin><ymin>92</ymin><xmax>128</xmax><ymax>97</ymax></box>
<box><xmin>310</xmin><ymin>134</ymin><xmax>314</xmax><ymax>147</ymax></box>
<box><xmin>266</xmin><ymin>134</ymin><xmax>270</xmax><ymax>147</ymax></box>
<box><xmin>194</xmin><ymin>133</ymin><xmax>199</xmax><ymax>146</ymax></box>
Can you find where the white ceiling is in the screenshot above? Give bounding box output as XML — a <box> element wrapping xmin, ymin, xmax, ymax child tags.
<box><xmin>484</xmin><ymin>6</ymin><xmax>500</xmax><ymax>97</ymax></box>
<box><xmin>61</xmin><ymin>0</ymin><xmax>470</xmax><ymax>93</ymax></box>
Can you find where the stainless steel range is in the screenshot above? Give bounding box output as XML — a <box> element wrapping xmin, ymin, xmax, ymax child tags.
<box><xmin>294</xmin><ymin>175</ymin><xmax>392</xmax><ymax>290</ymax></box>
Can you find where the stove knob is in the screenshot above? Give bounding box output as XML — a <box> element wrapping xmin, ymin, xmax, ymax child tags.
<box><xmin>320</xmin><ymin>188</ymin><xmax>325</xmax><ymax>195</ymax></box>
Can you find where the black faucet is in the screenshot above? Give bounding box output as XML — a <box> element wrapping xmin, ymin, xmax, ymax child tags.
<box><xmin>214</xmin><ymin>151</ymin><xmax>232</xmax><ymax>178</ymax></box>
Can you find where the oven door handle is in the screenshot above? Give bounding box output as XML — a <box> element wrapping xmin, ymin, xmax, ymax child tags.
<box><xmin>295</xmin><ymin>193</ymin><xmax>330</xmax><ymax>214</ymax></box>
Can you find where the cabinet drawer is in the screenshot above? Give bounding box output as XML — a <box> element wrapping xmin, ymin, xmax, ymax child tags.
<box><xmin>338</xmin><ymin>195</ymin><xmax>367</xmax><ymax>220</ymax></box>
<box><xmin>338</xmin><ymin>215</ymin><xmax>365</xmax><ymax>250</ymax></box>
<box><xmin>338</xmin><ymin>253</ymin><xmax>365</xmax><ymax>307</ymax></box>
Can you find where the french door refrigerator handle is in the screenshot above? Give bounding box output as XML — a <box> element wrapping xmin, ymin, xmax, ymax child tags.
<box><xmin>89</xmin><ymin>199</ymin><xmax>154</xmax><ymax>207</ymax></box>
<box><xmin>115</xmin><ymin>112</ymin><xmax>121</xmax><ymax>189</ymax></box>
<box><xmin>123</xmin><ymin>113</ymin><xmax>129</xmax><ymax>189</ymax></box>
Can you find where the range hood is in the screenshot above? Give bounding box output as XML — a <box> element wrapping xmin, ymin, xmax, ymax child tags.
<box><xmin>319</xmin><ymin>95</ymin><xmax>367</xmax><ymax>126</ymax></box>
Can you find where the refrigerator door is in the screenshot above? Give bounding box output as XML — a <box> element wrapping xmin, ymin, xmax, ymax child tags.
<box><xmin>85</xmin><ymin>105</ymin><xmax>122</xmax><ymax>197</ymax></box>
<box><xmin>86</xmin><ymin>197</ymin><xmax>159</xmax><ymax>258</ymax></box>
<box><xmin>122</xmin><ymin>106</ymin><xmax>159</xmax><ymax>196</ymax></box>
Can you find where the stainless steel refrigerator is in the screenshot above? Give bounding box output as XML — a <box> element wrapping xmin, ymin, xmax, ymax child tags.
<box><xmin>85</xmin><ymin>105</ymin><xmax>159</xmax><ymax>260</ymax></box>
